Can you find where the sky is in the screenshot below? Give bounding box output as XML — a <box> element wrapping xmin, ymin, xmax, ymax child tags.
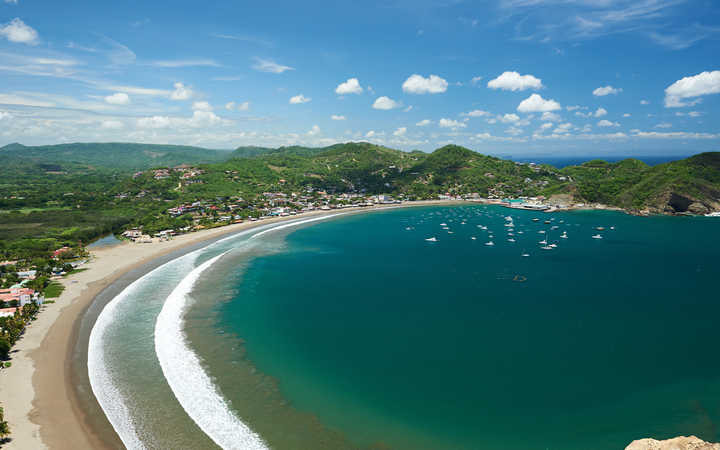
<box><xmin>1</xmin><ymin>0</ymin><xmax>719</xmax><ymax>157</ymax></box>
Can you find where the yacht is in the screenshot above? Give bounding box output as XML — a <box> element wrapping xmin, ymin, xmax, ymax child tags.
<box><xmin>592</xmin><ymin>234</ymin><xmax>603</xmax><ymax>239</ymax></box>
<box><xmin>471</xmin><ymin>236</ymin><xmax>477</xmax><ymax>240</ymax></box>
<box><xmin>425</xmin><ymin>237</ymin><xmax>438</xmax><ymax>242</ymax></box>
<box><xmin>560</xmin><ymin>232</ymin><xmax>568</xmax><ymax>239</ymax></box>
<box><xmin>539</xmin><ymin>239</ymin><xmax>548</xmax><ymax>245</ymax></box>
<box><xmin>485</xmin><ymin>241</ymin><xmax>495</xmax><ymax>246</ymax></box>
<box><xmin>508</xmin><ymin>238</ymin><xmax>516</xmax><ymax>242</ymax></box>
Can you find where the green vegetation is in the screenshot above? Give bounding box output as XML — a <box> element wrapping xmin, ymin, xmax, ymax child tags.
<box><xmin>43</xmin><ymin>282</ymin><xmax>65</xmax><ymax>299</ymax></box>
<box><xmin>0</xmin><ymin>405</ymin><xmax>9</xmax><ymax>441</ymax></box>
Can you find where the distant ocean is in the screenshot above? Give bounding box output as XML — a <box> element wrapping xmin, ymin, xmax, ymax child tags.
<box><xmin>505</xmin><ymin>155</ymin><xmax>689</xmax><ymax>167</ymax></box>
<box><xmin>88</xmin><ymin>206</ymin><xmax>720</xmax><ymax>449</ymax></box>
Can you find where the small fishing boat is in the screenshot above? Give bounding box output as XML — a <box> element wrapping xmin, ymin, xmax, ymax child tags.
<box><xmin>508</xmin><ymin>238</ymin><xmax>516</xmax><ymax>242</ymax></box>
<box><xmin>592</xmin><ymin>234</ymin><xmax>602</xmax><ymax>239</ymax></box>
<box><xmin>485</xmin><ymin>241</ymin><xmax>495</xmax><ymax>246</ymax></box>
<box><xmin>425</xmin><ymin>237</ymin><xmax>438</xmax><ymax>242</ymax></box>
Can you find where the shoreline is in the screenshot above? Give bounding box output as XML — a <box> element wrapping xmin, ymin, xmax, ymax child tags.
<box><xmin>0</xmin><ymin>200</ymin><xmax>461</xmax><ymax>449</ymax></box>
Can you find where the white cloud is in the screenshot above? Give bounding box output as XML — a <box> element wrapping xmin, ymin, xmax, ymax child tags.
<box><xmin>593</xmin><ymin>85</ymin><xmax>622</xmax><ymax>96</ymax></box>
<box><xmin>137</xmin><ymin>111</ymin><xmax>225</xmax><ymax>129</ymax></box>
<box><xmin>517</xmin><ymin>94</ymin><xmax>561</xmax><ymax>113</ymax></box>
<box><xmin>307</xmin><ymin>125</ymin><xmax>320</xmax><ymax>136</ymax></box>
<box><xmin>554</xmin><ymin>123</ymin><xmax>572</xmax><ymax>134</ymax></box>
<box><xmin>289</xmin><ymin>94</ymin><xmax>311</xmax><ymax>104</ymax></box>
<box><xmin>505</xmin><ymin>126</ymin><xmax>524</xmax><ymax>136</ymax></box>
<box><xmin>500</xmin><ymin>113</ymin><xmax>520</xmax><ymax>123</ymax></box>
<box><xmin>594</xmin><ymin>107</ymin><xmax>607</xmax><ymax>117</ymax></box>
<box><xmin>438</xmin><ymin>118</ymin><xmax>467</xmax><ymax>129</ymax></box>
<box><xmin>373</xmin><ymin>96</ymin><xmax>400</xmax><ymax>110</ymax></box>
<box><xmin>598</xmin><ymin>119</ymin><xmax>619</xmax><ymax>127</ymax></box>
<box><xmin>402</xmin><ymin>74</ymin><xmax>448</xmax><ymax>94</ymax></box>
<box><xmin>4</xmin><ymin>0</ymin><xmax>19</xmax><ymax>4</ymax></box>
<box><xmin>104</xmin><ymin>92</ymin><xmax>130</xmax><ymax>105</ymax></box>
<box><xmin>365</xmin><ymin>130</ymin><xmax>376</xmax><ymax>138</ymax></box>
<box><xmin>471</xmin><ymin>76</ymin><xmax>483</xmax><ymax>85</ymax></box>
<box><xmin>403</xmin><ymin>105</ymin><xmax>413</xmax><ymax>112</ymax></box>
<box><xmin>539</xmin><ymin>122</ymin><xmax>554</xmax><ymax>130</ymax></box>
<box><xmin>170</xmin><ymin>82</ymin><xmax>193</xmax><ymax>100</ymax></box>
<box><xmin>566</xmin><ymin>105</ymin><xmax>584</xmax><ymax>111</ymax></box>
<box><xmin>101</xmin><ymin>120</ymin><xmax>124</xmax><ymax>130</ymax></box>
<box><xmin>152</xmin><ymin>59</ymin><xmax>219</xmax><ymax>68</ymax></box>
<box><xmin>676</xmin><ymin>111</ymin><xmax>701</xmax><ymax>117</ymax></box>
<box><xmin>623</xmin><ymin>113</ymin><xmax>631</xmax><ymax>117</ymax></box>
<box><xmin>488</xmin><ymin>71</ymin><xmax>543</xmax><ymax>91</ymax></box>
<box><xmin>654</xmin><ymin>122</ymin><xmax>672</xmax><ymax>128</ymax></box>
<box><xmin>225</xmin><ymin>101</ymin><xmax>250</xmax><ymax>111</ymax></box>
<box><xmin>0</xmin><ymin>18</ymin><xmax>39</xmax><ymax>45</ymax></box>
<box><xmin>541</xmin><ymin>111</ymin><xmax>561</xmax><ymax>122</ymax></box>
<box><xmin>0</xmin><ymin>111</ymin><xmax>14</xmax><ymax>120</ymax></box>
<box><xmin>393</xmin><ymin>127</ymin><xmax>407</xmax><ymax>136</ymax></box>
<box><xmin>252</xmin><ymin>57</ymin><xmax>294</xmax><ymax>73</ymax></box>
<box><xmin>192</xmin><ymin>101</ymin><xmax>212</xmax><ymax>111</ymax></box>
<box><xmin>640</xmin><ymin>100</ymin><xmax>650</xmax><ymax>105</ymax></box>
<box><xmin>462</xmin><ymin>109</ymin><xmax>490</xmax><ymax>117</ymax></box>
<box><xmin>416</xmin><ymin>119</ymin><xmax>432</xmax><ymax>126</ymax></box>
<box><xmin>664</xmin><ymin>71</ymin><xmax>720</xmax><ymax>107</ymax></box>
<box><xmin>632</xmin><ymin>130</ymin><xmax>719</xmax><ymax>139</ymax></box>
<box><xmin>335</xmin><ymin>78</ymin><xmax>363</xmax><ymax>95</ymax></box>
<box><xmin>331</xmin><ymin>114</ymin><xmax>346</xmax><ymax>120</ymax></box>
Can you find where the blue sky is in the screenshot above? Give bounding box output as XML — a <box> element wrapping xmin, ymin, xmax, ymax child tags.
<box><xmin>1</xmin><ymin>0</ymin><xmax>719</xmax><ymax>156</ymax></box>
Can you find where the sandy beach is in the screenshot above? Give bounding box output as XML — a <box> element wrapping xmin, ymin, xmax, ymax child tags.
<box><xmin>0</xmin><ymin>200</ymin><xmax>459</xmax><ymax>449</ymax></box>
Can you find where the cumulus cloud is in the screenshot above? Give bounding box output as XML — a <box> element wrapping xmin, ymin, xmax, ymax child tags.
<box><xmin>307</xmin><ymin>125</ymin><xmax>320</xmax><ymax>136</ymax></box>
<box><xmin>517</xmin><ymin>94</ymin><xmax>561</xmax><ymax>113</ymax></box>
<box><xmin>373</xmin><ymin>96</ymin><xmax>400</xmax><ymax>110</ymax></box>
<box><xmin>365</xmin><ymin>130</ymin><xmax>376</xmax><ymax>138</ymax></box>
<box><xmin>664</xmin><ymin>71</ymin><xmax>720</xmax><ymax>107</ymax></box>
<box><xmin>402</xmin><ymin>74</ymin><xmax>448</xmax><ymax>94</ymax></box>
<box><xmin>331</xmin><ymin>114</ymin><xmax>346</xmax><ymax>120</ymax></box>
<box><xmin>416</xmin><ymin>119</ymin><xmax>432</xmax><ymax>126</ymax></box>
<box><xmin>488</xmin><ymin>71</ymin><xmax>543</xmax><ymax>91</ymax></box>
<box><xmin>675</xmin><ymin>111</ymin><xmax>701</xmax><ymax>117</ymax></box>
<box><xmin>500</xmin><ymin>113</ymin><xmax>520</xmax><ymax>123</ymax></box>
<box><xmin>632</xmin><ymin>130</ymin><xmax>719</xmax><ymax>139</ymax></box>
<box><xmin>0</xmin><ymin>18</ymin><xmax>39</xmax><ymax>45</ymax></box>
<box><xmin>593</xmin><ymin>85</ymin><xmax>622</xmax><ymax>96</ymax></box>
<box><xmin>289</xmin><ymin>94</ymin><xmax>311</xmax><ymax>104</ymax></box>
<box><xmin>137</xmin><ymin>111</ymin><xmax>225</xmax><ymax>129</ymax></box>
<box><xmin>335</xmin><ymin>78</ymin><xmax>363</xmax><ymax>95</ymax></box>
<box><xmin>170</xmin><ymin>82</ymin><xmax>193</xmax><ymax>100</ymax></box>
<box><xmin>640</xmin><ymin>100</ymin><xmax>650</xmax><ymax>105</ymax></box>
<box><xmin>192</xmin><ymin>101</ymin><xmax>212</xmax><ymax>111</ymax></box>
<box><xmin>623</xmin><ymin>113</ymin><xmax>631</xmax><ymax>117</ymax></box>
<box><xmin>654</xmin><ymin>122</ymin><xmax>672</xmax><ymax>128</ymax></box>
<box><xmin>554</xmin><ymin>123</ymin><xmax>572</xmax><ymax>134</ymax></box>
<box><xmin>541</xmin><ymin>111</ymin><xmax>561</xmax><ymax>122</ymax></box>
<box><xmin>594</xmin><ymin>107</ymin><xmax>607</xmax><ymax>117</ymax></box>
<box><xmin>598</xmin><ymin>119</ymin><xmax>619</xmax><ymax>127</ymax></box>
<box><xmin>225</xmin><ymin>101</ymin><xmax>250</xmax><ymax>111</ymax></box>
<box><xmin>104</xmin><ymin>92</ymin><xmax>130</xmax><ymax>105</ymax></box>
<box><xmin>393</xmin><ymin>127</ymin><xmax>407</xmax><ymax>136</ymax></box>
<box><xmin>252</xmin><ymin>57</ymin><xmax>294</xmax><ymax>73</ymax></box>
<box><xmin>471</xmin><ymin>76</ymin><xmax>483</xmax><ymax>85</ymax></box>
<box><xmin>438</xmin><ymin>118</ymin><xmax>467</xmax><ymax>129</ymax></box>
<box><xmin>462</xmin><ymin>109</ymin><xmax>490</xmax><ymax>117</ymax></box>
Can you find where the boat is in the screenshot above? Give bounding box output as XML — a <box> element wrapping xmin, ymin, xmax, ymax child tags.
<box><xmin>596</xmin><ymin>226</ymin><xmax>605</xmax><ymax>231</ymax></box>
<box><xmin>440</xmin><ymin>223</ymin><xmax>447</xmax><ymax>226</ymax></box>
<box><xmin>549</xmin><ymin>243</ymin><xmax>557</xmax><ymax>248</ymax></box>
<box><xmin>538</xmin><ymin>230</ymin><xmax>545</xmax><ymax>234</ymax></box>
<box><xmin>521</xmin><ymin>251</ymin><xmax>530</xmax><ymax>257</ymax></box>
<box><xmin>544</xmin><ymin>220</ymin><xmax>551</xmax><ymax>224</ymax></box>
<box><xmin>508</xmin><ymin>238</ymin><xmax>516</xmax><ymax>242</ymax></box>
<box><xmin>485</xmin><ymin>241</ymin><xmax>495</xmax><ymax>246</ymax></box>
<box><xmin>471</xmin><ymin>236</ymin><xmax>477</xmax><ymax>240</ymax></box>
<box><xmin>541</xmin><ymin>245</ymin><xmax>553</xmax><ymax>250</ymax></box>
<box><xmin>539</xmin><ymin>239</ymin><xmax>547</xmax><ymax>245</ymax></box>
<box><xmin>560</xmin><ymin>232</ymin><xmax>568</xmax><ymax>239</ymax></box>
<box><xmin>425</xmin><ymin>237</ymin><xmax>438</xmax><ymax>242</ymax></box>
<box><xmin>592</xmin><ymin>234</ymin><xmax>602</xmax><ymax>239</ymax></box>
<box><xmin>532</xmin><ymin>218</ymin><xmax>540</xmax><ymax>222</ymax></box>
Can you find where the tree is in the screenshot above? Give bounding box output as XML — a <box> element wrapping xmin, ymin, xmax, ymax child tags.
<box><xmin>0</xmin><ymin>405</ymin><xmax>10</xmax><ymax>440</ymax></box>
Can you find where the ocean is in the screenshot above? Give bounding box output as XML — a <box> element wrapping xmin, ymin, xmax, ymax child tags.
<box><xmin>87</xmin><ymin>205</ymin><xmax>720</xmax><ymax>449</ymax></box>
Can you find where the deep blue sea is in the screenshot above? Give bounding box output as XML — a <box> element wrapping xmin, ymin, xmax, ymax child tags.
<box><xmin>181</xmin><ymin>205</ymin><xmax>720</xmax><ymax>449</ymax></box>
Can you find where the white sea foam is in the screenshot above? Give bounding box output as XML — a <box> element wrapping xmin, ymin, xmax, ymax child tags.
<box><xmin>89</xmin><ymin>213</ymin><xmax>347</xmax><ymax>449</ymax></box>
<box><xmin>154</xmin><ymin>252</ymin><xmax>268</xmax><ymax>450</ymax></box>
<box><xmin>87</xmin><ymin>256</ymin><xmax>191</xmax><ymax>449</ymax></box>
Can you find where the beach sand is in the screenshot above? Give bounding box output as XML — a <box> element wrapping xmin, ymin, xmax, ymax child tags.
<box><xmin>0</xmin><ymin>200</ymin><xmax>459</xmax><ymax>449</ymax></box>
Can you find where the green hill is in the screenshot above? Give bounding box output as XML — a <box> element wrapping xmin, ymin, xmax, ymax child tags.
<box><xmin>0</xmin><ymin>142</ymin><xmax>233</xmax><ymax>172</ymax></box>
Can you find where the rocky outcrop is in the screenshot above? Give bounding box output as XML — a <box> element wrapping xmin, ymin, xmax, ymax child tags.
<box><xmin>626</xmin><ymin>436</ymin><xmax>720</xmax><ymax>450</ymax></box>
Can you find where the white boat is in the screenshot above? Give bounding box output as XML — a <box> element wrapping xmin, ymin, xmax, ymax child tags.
<box><xmin>549</xmin><ymin>243</ymin><xmax>557</xmax><ymax>248</ymax></box>
<box><xmin>541</xmin><ymin>245</ymin><xmax>553</xmax><ymax>250</ymax></box>
<box><xmin>425</xmin><ymin>237</ymin><xmax>438</xmax><ymax>242</ymax></box>
<box><xmin>471</xmin><ymin>236</ymin><xmax>477</xmax><ymax>240</ymax></box>
<box><xmin>440</xmin><ymin>223</ymin><xmax>447</xmax><ymax>226</ymax></box>
<box><xmin>521</xmin><ymin>252</ymin><xmax>530</xmax><ymax>257</ymax></box>
<box><xmin>485</xmin><ymin>241</ymin><xmax>495</xmax><ymax>246</ymax></box>
<box><xmin>539</xmin><ymin>239</ymin><xmax>547</xmax><ymax>245</ymax></box>
<box><xmin>508</xmin><ymin>238</ymin><xmax>516</xmax><ymax>242</ymax></box>
<box><xmin>560</xmin><ymin>232</ymin><xmax>568</xmax><ymax>239</ymax></box>
<box><xmin>538</xmin><ymin>230</ymin><xmax>546</xmax><ymax>234</ymax></box>
<box><xmin>592</xmin><ymin>234</ymin><xmax>603</xmax><ymax>239</ymax></box>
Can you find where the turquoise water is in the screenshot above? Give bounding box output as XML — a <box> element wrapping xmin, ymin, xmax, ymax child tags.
<box><xmin>196</xmin><ymin>206</ymin><xmax>720</xmax><ymax>449</ymax></box>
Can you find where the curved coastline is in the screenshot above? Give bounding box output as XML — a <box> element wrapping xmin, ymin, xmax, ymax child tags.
<box><xmin>0</xmin><ymin>201</ymin><xmax>458</xmax><ymax>449</ymax></box>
